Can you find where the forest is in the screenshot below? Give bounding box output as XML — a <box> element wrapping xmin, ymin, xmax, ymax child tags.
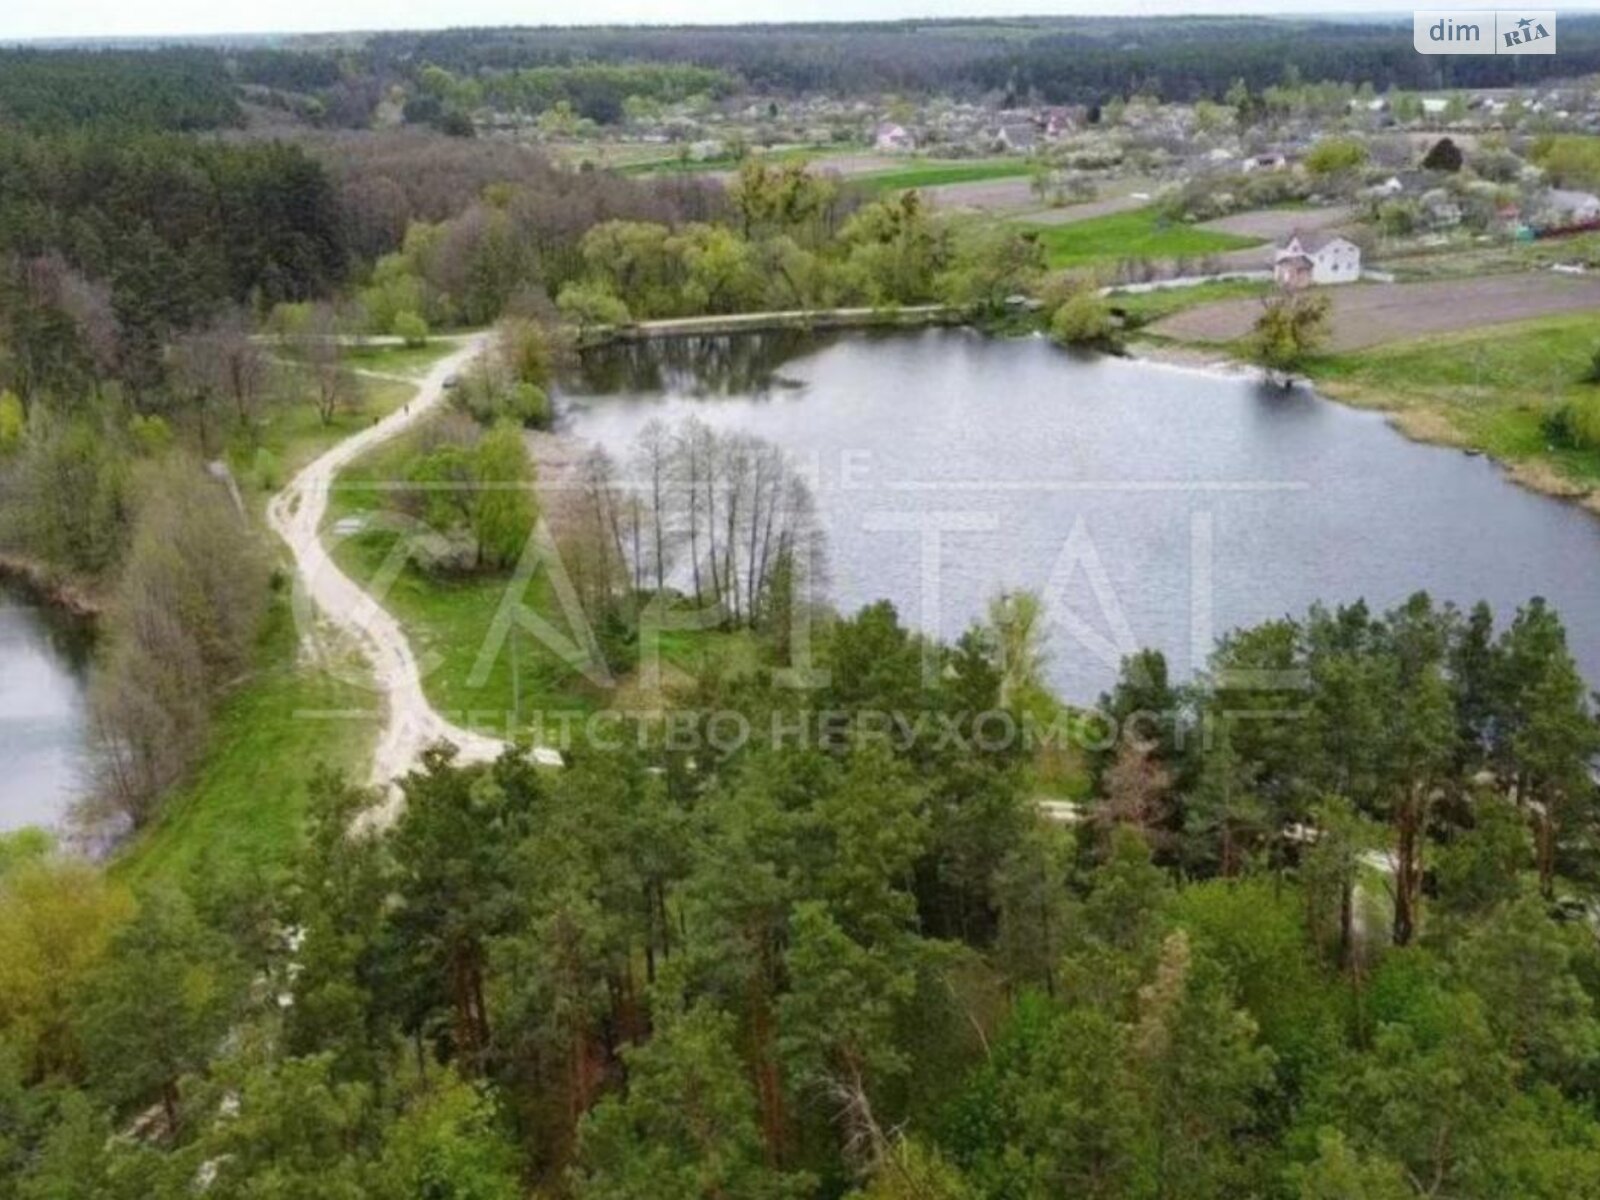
<box><xmin>363</xmin><ymin>17</ymin><xmax>1600</xmax><ymax>102</ymax></box>
<box><xmin>4</xmin><ymin>589</ymin><xmax>1600</xmax><ymax>1198</ymax></box>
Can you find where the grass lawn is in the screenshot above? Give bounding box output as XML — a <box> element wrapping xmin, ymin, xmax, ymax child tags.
<box><xmin>1305</xmin><ymin>312</ymin><xmax>1600</xmax><ymax>490</ymax></box>
<box><xmin>856</xmin><ymin>159</ymin><xmax>1033</xmax><ymax>193</ymax></box>
<box><xmin>343</xmin><ymin>338</ymin><xmax>462</xmax><ymax>378</ymax></box>
<box><xmin>1027</xmin><ymin>207</ymin><xmax>1263</xmax><ymax>269</ymax></box>
<box><xmin>1110</xmin><ymin>279</ymin><xmax>1274</xmax><ymax>327</ymax></box>
<box><xmin>112</xmin><ymin>596</ymin><xmax>377</xmax><ymax>887</ymax></box>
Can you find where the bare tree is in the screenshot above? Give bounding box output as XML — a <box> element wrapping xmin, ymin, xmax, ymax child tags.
<box><xmin>288</xmin><ymin>302</ymin><xmax>360</xmax><ymax>426</ymax></box>
<box><xmin>631</xmin><ymin>419</ymin><xmax>678</xmax><ymax>595</ymax></box>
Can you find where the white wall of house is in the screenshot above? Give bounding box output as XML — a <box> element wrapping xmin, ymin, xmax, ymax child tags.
<box><xmin>1277</xmin><ymin>236</ymin><xmax>1361</xmax><ymax>285</ymax></box>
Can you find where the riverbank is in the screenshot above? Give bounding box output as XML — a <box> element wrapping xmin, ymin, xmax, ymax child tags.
<box><xmin>0</xmin><ymin>554</ymin><xmax>103</xmax><ymax>618</ymax></box>
<box><xmin>578</xmin><ymin>303</ymin><xmax>965</xmax><ymax>347</ymax></box>
<box><xmin>1128</xmin><ymin>310</ymin><xmax>1600</xmax><ymax>515</ymax></box>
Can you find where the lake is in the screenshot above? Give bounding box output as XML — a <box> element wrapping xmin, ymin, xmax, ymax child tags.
<box><xmin>562</xmin><ymin>328</ymin><xmax>1600</xmax><ymax>703</ymax></box>
<box><xmin>0</xmin><ymin>578</ymin><xmax>93</xmax><ymax>833</ymax></box>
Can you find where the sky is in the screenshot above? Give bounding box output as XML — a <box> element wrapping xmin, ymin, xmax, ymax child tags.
<box><xmin>3</xmin><ymin>0</ymin><xmax>1598</xmax><ymax>41</ymax></box>
<box><xmin>0</xmin><ymin>1</ymin><xmax>1549</xmax><ymax>42</ymax></box>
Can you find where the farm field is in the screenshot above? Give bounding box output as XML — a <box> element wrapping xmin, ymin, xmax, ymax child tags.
<box><xmin>853</xmin><ymin>157</ymin><xmax>1034</xmax><ymax>193</ymax></box>
<box><xmin>1152</xmin><ymin>273</ymin><xmax>1600</xmax><ymax>350</ymax></box>
<box><xmin>1198</xmin><ymin>204</ymin><xmax>1354</xmax><ymax>240</ymax></box>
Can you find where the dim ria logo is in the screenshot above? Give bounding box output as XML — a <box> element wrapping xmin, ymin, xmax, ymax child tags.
<box><xmin>1415</xmin><ymin>10</ymin><xmax>1555</xmax><ymax>55</ymax></box>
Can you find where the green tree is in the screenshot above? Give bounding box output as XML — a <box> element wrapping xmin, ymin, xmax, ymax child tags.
<box><xmin>0</xmin><ymin>390</ymin><xmax>23</xmax><ymax>456</ymax></box>
<box><xmin>1303</xmin><ymin>136</ymin><xmax>1368</xmax><ymax>177</ymax></box>
<box><xmin>393</xmin><ymin>311</ymin><xmax>429</xmax><ymax>348</ymax></box>
<box><xmin>369</xmin><ymin>1070</ymin><xmax>522</xmax><ymax>1200</ymax></box>
<box><xmin>557</xmin><ymin>282</ymin><xmax>631</xmax><ymax>330</ymax></box>
<box><xmin>1288</xmin><ymin>1129</ymin><xmax>1410</xmax><ymax>1200</ymax></box>
<box><xmin>1249</xmin><ymin>289</ymin><xmax>1331</xmax><ymax>382</ymax></box>
<box><xmin>0</xmin><ymin>856</ymin><xmax>133</xmax><ymax>1081</ymax></box>
<box><xmin>471</xmin><ymin>420</ymin><xmax>537</xmax><ymax>571</ymax></box>
<box><xmin>76</xmin><ymin>888</ymin><xmax>239</xmax><ymax>1133</ymax></box>
<box><xmin>572</xmin><ymin>1004</ymin><xmax>805</xmax><ymax>1200</ymax></box>
<box><xmin>387</xmin><ymin>751</ymin><xmax>540</xmax><ymax>1074</ymax></box>
<box><xmin>1050</xmin><ymin>289</ymin><xmax>1116</xmax><ymax>347</ymax></box>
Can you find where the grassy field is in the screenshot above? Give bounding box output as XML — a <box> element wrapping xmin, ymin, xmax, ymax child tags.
<box><xmin>112</xmin><ymin>597</ymin><xmax>377</xmax><ymax>886</ymax></box>
<box><xmin>855</xmin><ymin>159</ymin><xmax>1035</xmax><ymax>193</ymax></box>
<box><xmin>1305</xmin><ymin>312</ymin><xmax>1600</xmax><ymax>491</ymax></box>
<box><xmin>1028</xmin><ymin>207</ymin><xmax>1263</xmax><ymax>269</ymax></box>
<box><xmin>1110</xmin><ymin>278</ymin><xmax>1274</xmax><ymax>327</ymax></box>
<box><xmin>343</xmin><ymin>338</ymin><xmax>463</xmax><ymax>378</ymax></box>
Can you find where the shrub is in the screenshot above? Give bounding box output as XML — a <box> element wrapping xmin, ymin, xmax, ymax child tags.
<box><xmin>1050</xmin><ymin>290</ymin><xmax>1117</xmax><ymax>347</ymax></box>
<box><xmin>252</xmin><ymin>448</ymin><xmax>282</xmax><ymax>492</ymax></box>
<box><xmin>393</xmin><ymin>311</ymin><xmax>429</xmax><ymax>348</ymax></box>
<box><xmin>0</xmin><ymin>390</ymin><xmax>23</xmax><ymax>456</ymax></box>
<box><xmin>557</xmin><ymin>282</ymin><xmax>632</xmax><ymax>331</ymax></box>
<box><xmin>1543</xmin><ymin>393</ymin><xmax>1600</xmax><ymax>451</ymax></box>
<box><xmin>128</xmin><ymin>414</ymin><xmax>173</xmax><ymax>456</ymax></box>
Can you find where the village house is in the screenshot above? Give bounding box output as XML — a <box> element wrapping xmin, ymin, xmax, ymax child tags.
<box><xmin>1242</xmin><ymin>151</ymin><xmax>1290</xmax><ymax>173</ymax></box>
<box><xmin>997</xmin><ymin>122</ymin><xmax>1038</xmax><ymax>153</ymax></box>
<box><xmin>874</xmin><ymin>121</ymin><xmax>915</xmax><ymax>153</ymax></box>
<box><xmin>1544</xmin><ymin>188</ymin><xmax>1600</xmax><ymax>226</ymax></box>
<box><xmin>1274</xmin><ymin>230</ymin><xmax>1362</xmax><ymax>287</ymax></box>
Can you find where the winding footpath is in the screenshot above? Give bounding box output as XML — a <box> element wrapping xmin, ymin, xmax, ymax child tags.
<box><xmin>266</xmin><ymin>334</ymin><xmax>508</xmax><ymax>813</ymax></box>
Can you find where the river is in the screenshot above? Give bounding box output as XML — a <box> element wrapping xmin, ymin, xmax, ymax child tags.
<box><xmin>562</xmin><ymin>328</ymin><xmax>1600</xmax><ymax>703</ymax></box>
<box><xmin>0</xmin><ymin>578</ymin><xmax>93</xmax><ymax>833</ymax></box>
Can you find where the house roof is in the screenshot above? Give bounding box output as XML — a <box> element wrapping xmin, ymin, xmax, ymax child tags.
<box><xmin>999</xmin><ymin>123</ymin><xmax>1038</xmax><ymax>147</ymax></box>
<box><xmin>1282</xmin><ymin>229</ymin><xmax>1352</xmax><ymax>254</ymax></box>
<box><xmin>1548</xmin><ymin>188</ymin><xmax>1600</xmax><ymax>212</ymax></box>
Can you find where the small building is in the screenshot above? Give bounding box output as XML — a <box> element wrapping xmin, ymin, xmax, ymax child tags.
<box><xmin>1242</xmin><ymin>151</ymin><xmax>1290</xmax><ymax>173</ymax></box>
<box><xmin>1545</xmin><ymin>188</ymin><xmax>1600</xmax><ymax>226</ymax></box>
<box><xmin>997</xmin><ymin>123</ymin><xmax>1039</xmax><ymax>153</ymax></box>
<box><xmin>874</xmin><ymin>122</ymin><xmax>915</xmax><ymax>153</ymax></box>
<box><xmin>1041</xmin><ymin>105</ymin><xmax>1086</xmax><ymax>138</ymax></box>
<box><xmin>1274</xmin><ymin>230</ymin><xmax>1362</xmax><ymax>287</ymax></box>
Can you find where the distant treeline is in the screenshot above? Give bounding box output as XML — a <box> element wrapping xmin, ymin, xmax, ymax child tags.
<box><xmin>0</xmin><ymin>48</ymin><xmax>241</xmax><ymax>131</ymax></box>
<box><xmin>9</xmin><ymin>19</ymin><xmax>1600</xmax><ymax>138</ymax></box>
<box><xmin>362</xmin><ymin>16</ymin><xmax>1600</xmax><ymax>102</ymax></box>
<box><xmin>0</xmin><ymin>130</ymin><xmax>344</xmax><ymax>389</ymax></box>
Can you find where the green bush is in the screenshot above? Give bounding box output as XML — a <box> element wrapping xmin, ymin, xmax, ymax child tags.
<box><xmin>252</xmin><ymin>447</ymin><xmax>282</xmax><ymax>492</ymax></box>
<box><xmin>0</xmin><ymin>390</ymin><xmax>23</xmax><ymax>456</ymax></box>
<box><xmin>1050</xmin><ymin>290</ymin><xmax>1117</xmax><ymax>347</ymax></box>
<box><xmin>394</xmin><ymin>311</ymin><xmax>429</xmax><ymax>348</ymax></box>
<box><xmin>128</xmin><ymin>413</ymin><xmax>174</xmax><ymax>455</ymax></box>
<box><xmin>1543</xmin><ymin>393</ymin><xmax>1600</xmax><ymax>451</ymax></box>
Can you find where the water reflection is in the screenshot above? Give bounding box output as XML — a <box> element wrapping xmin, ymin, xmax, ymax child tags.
<box><xmin>571</xmin><ymin>329</ymin><xmax>836</xmax><ymax>397</ymax></box>
<box><xmin>561</xmin><ymin>328</ymin><xmax>1600</xmax><ymax>703</ymax></box>
<box><xmin>0</xmin><ymin>578</ymin><xmax>94</xmax><ymax>832</ymax></box>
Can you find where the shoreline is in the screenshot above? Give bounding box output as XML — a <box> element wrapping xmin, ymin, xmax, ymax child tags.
<box><xmin>0</xmin><ymin>554</ymin><xmax>103</xmax><ymax>619</ymax></box>
<box><xmin>1124</xmin><ymin>338</ymin><xmax>1600</xmax><ymax>518</ymax></box>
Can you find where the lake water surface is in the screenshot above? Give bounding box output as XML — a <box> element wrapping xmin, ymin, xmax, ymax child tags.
<box><xmin>563</xmin><ymin>328</ymin><xmax>1600</xmax><ymax>703</ymax></box>
<box><xmin>0</xmin><ymin>579</ymin><xmax>93</xmax><ymax>832</ymax></box>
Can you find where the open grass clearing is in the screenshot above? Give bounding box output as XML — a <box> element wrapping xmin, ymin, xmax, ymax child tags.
<box><xmin>1304</xmin><ymin>312</ymin><xmax>1600</xmax><ymax>491</ymax></box>
<box><xmin>1026</xmin><ymin>206</ymin><xmax>1263</xmax><ymax>269</ymax></box>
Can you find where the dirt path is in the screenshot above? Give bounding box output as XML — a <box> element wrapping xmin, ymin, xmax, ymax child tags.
<box><xmin>266</xmin><ymin>334</ymin><xmax>508</xmax><ymax>805</ymax></box>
